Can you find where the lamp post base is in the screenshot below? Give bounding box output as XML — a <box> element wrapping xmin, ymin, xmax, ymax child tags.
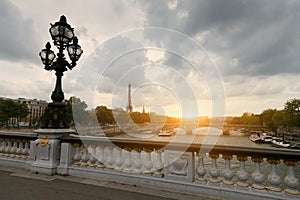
<box><xmin>40</xmin><ymin>102</ymin><xmax>70</xmax><ymax>129</ymax></box>
<box><xmin>31</xmin><ymin>128</ymin><xmax>75</xmax><ymax>175</ymax></box>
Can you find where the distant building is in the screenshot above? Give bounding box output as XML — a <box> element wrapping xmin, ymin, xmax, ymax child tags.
<box><xmin>13</xmin><ymin>98</ymin><xmax>48</xmax><ymax>126</ymax></box>
<box><xmin>126</xmin><ymin>83</ymin><xmax>133</xmax><ymax>113</ymax></box>
<box><xmin>0</xmin><ymin>97</ymin><xmax>10</xmax><ymax>101</ymax></box>
<box><xmin>142</xmin><ymin>105</ymin><xmax>145</xmax><ymax>114</ymax></box>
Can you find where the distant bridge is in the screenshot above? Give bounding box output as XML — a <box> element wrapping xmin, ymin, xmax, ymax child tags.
<box><xmin>222</xmin><ymin>124</ymin><xmax>269</xmax><ymax>131</ymax></box>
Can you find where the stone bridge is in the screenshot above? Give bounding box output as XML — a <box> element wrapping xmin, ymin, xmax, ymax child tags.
<box><xmin>0</xmin><ymin>129</ymin><xmax>299</xmax><ymax>200</ymax></box>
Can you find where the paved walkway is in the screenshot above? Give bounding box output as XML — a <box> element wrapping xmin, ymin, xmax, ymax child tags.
<box><xmin>0</xmin><ymin>167</ymin><xmax>212</xmax><ymax>200</ymax></box>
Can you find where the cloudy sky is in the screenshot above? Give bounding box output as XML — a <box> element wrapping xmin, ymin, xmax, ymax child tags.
<box><xmin>1</xmin><ymin>0</ymin><xmax>300</xmax><ymax>118</ymax></box>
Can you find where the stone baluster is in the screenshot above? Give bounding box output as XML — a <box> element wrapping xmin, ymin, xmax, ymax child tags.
<box><xmin>143</xmin><ymin>148</ymin><xmax>153</xmax><ymax>174</ymax></box>
<box><xmin>209</xmin><ymin>153</ymin><xmax>220</xmax><ymax>183</ymax></box>
<box><xmin>2</xmin><ymin>138</ymin><xmax>5</xmax><ymax>147</ymax></box>
<box><xmin>105</xmin><ymin>146</ymin><xmax>114</xmax><ymax>169</ymax></box>
<box><xmin>123</xmin><ymin>147</ymin><xmax>132</xmax><ymax>172</ymax></box>
<box><xmin>4</xmin><ymin>139</ymin><xmax>11</xmax><ymax>157</ymax></box>
<box><xmin>19</xmin><ymin>140</ymin><xmax>25</xmax><ymax>159</ymax></box>
<box><xmin>153</xmin><ymin>149</ymin><xmax>163</xmax><ymax>177</ymax></box>
<box><xmin>80</xmin><ymin>146</ymin><xmax>89</xmax><ymax>167</ymax></box>
<box><xmin>7</xmin><ymin>139</ymin><xmax>12</xmax><ymax>157</ymax></box>
<box><xmin>87</xmin><ymin>145</ymin><xmax>96</xmax><ymax>167</ymax></box>
<box><xmin>3</xmin><ymin>139</ymin><xmax>7</xmax><ymax>156</ymax></box>
<box><xmin>236</xmin><ymin>155</ymin><xmax>249</xmax><ymax>187</ymax></box>
<box><xmin>10</xmin><ymin>139</ymin><xmax>17</xmax><ymax>158</ymax></box>
<box><xmin>114</xmin><ymin>147</ymin><xmax>123</xmax><ymax>170</ymax></box>
<box><xmin>95</xmin><ymin>145</ymin><xmax>105</xmax><ymax>168</ymax></box>
<box><xmin>16</xmin><ymin>140</ymin><xmax>23</xmax><ymax>159</ymax></box>
<box><xmin>222</xmin><ymin>154</ymin><xmax>234</xmax><ymax>185</ymax></box>
<box><xmin>0</xmin><ymin>138</ymin><xmax>5</xmax><ymax>156</ymax></box>
<box><xmin>267</xmin><ymin>158</ymin><xmax>281</xmax><ymax>192</ymax></box>
<box><xmin>0</xmin><ymin>138</ymin><xmax>7</xmax><ymax>156</ymax></box>
<box><xmin>132</xmin><ymin>148</ymin><xmax>142</xmax><ymax>173</ymax></box>
<box><xmin>196</xmin><ymin>153</ymin><xmax>206</xmax><ymax>182</ymax></box>
<box><xmin>7</xmin><ymin>139</ymin><xmax>12</xmax><ymax>156</ymax></box>
<box><xmin>21</xmin><ymin>140</ymin><xmax>26</xmax><ymax>158</ymax></box>
<box><xmin>251</xmin><ymin>156</ymin><xmax>265</xmax><ymax>190</ymax></box>
<box><xmin>284</xmin><ymin>160</ymin><xmax>299</xmax><ymax>195</ymax></box>
<box><xmin>72</xmin><ymin>143</ymin><xmax>81</xmax><ymax>166</ymax></box>
<box><xmin>22</xmin><ymin>140</ymin><xmax>30</xmax><ymax>159</ymax></box>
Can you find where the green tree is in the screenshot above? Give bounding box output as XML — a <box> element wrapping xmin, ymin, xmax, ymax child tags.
<box><xmin>17</xmin><ymin>103</ymin><xmax>29</xmax><ymax>123</ymax></box>
<box><xmin>240</xmin><ymin>112</ymin><xmax>261</xmax><ymax>125</ymax></box>
<box><xmin>141</xmin><ymin>112</ymin><xmax>151</xmax><ymax>123</ymax></box>
<box><xmin>272</xmin><ymin>110</ymin><xmax>289</xmax><ymax>131</ymax></box>
<box><xmin>129</xmin><ymin>111</ymin><xmax>151</xmax><ymax>124</ymax></box>
<box><xmin>284</xmin><ymin>98</ymin><xmax>300</xmax><ymax>127</ymax></box>
<box><xmin>248</xmin><ymin>114</ymin><xmax>261</xmax><ymax>125</ymax></box>
<box><xmin>0</xmin><ymin>100</ymin><xmax>10</xmax><ymax>126</ymax></box>
<box><xmin>261</xmin><ymin>109</ymin><xmax>277</xmax><ymax>132</ymax></box>
<box><xmin>64</xmin><ymin>96</ymin><xmax>89</xmax><ymax>125</ymax></box>
<box><xmin>96</xmin><ymin>106</ymin><xmax>115</xmax><ymax>125</ymax></box>
<box><xmin>240</xmin><ymin>112</ymin><xmax>251</xmax><ymax>124</ymax></box>
<box><xmin>226</xmin><ymin>117</ymin><xmax>242</xmax><ymax>125</ymax></box>
<box><xmin>0</xmin><ymin>99</ymin><xmax>29</xmax><ymax>127</ymax></box>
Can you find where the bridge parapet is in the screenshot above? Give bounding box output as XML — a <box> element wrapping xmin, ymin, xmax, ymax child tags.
<box><xmin>0</xmin><ymin>131</ymin><xmax>299</xmax><ymax>200</ymax></box>
<box><xmin>0</xmin><ymin>132</ymin><xmax>36</xmax><ymax>170</ymax></box>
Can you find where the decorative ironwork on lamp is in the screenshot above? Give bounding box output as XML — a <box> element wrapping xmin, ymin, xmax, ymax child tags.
<box><xmin>39</xmin><ymin>15</ymin><xmax>83</xmax><ymax>129</ymax></box>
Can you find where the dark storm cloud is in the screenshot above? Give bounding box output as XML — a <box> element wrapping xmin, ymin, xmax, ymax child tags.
<box><xmin>142</xmin><ymin>0</ymin><xmax>300</xmax><ymax>76</ymax></box>
<box><xmin>0</xmin><ymin>0</ymin><xmax>40</xmax><ymax>63</ymax></box>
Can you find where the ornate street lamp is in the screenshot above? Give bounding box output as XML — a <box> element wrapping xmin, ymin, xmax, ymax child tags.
<box><xmin>39</xmin><ymin>15</ymin><xmax>83</xmax><ymax>128</ymax></box>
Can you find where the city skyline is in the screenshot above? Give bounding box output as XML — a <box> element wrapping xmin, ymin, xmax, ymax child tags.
<box><xmin>1</xmin><ymin>1</ymin><xmax>300</xmax><ymax>118</ymax></box>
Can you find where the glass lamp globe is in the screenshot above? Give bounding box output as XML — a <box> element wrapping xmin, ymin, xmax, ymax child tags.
<box><xmin>49</xmin><ymin>15</ymin><xmax>74</xmax><ymax>46</ymax></box>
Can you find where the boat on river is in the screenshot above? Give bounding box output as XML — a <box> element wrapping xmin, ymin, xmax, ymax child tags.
<box><xmin>271</xmin><ymin>137</ymin><xmax>291</xmax><ymax>148</ymax></box>
<box><xmin>158</xmin><ymin>129</ymin><xmax>174</xmax><ymax>137</ymax></box>
<box><xmin>261</xmin><ymin>133</ymin><xmax>273</xmax><ymax>143</ymax></box>
<box><xmin>249</xmin><ymin>132</ymin><xmax>273</xmax><ymax>143</ymax></box>
<box><xmin>289</xmin><ymin>141</ymin><xmax>300</xmax><ymax>149</ymax></box>
<box><xmin>249</xmin><ymin>133</ymin><xmax>264</xmax><ymax>143</ymax></box>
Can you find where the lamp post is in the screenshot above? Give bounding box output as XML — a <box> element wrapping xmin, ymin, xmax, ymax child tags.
<box><xmin>39</xmin><ymin>15</ymin><xmax>83</xmax><ymax>128</ymax></box>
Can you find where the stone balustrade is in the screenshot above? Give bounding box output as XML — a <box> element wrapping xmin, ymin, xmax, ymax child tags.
<box><xmin>0</xmin><ymin>132</ymin><xmax>36</xmax><ymax>170</ymax></box>
<box><xmin>0</xmin><ymin>138</ymin><xmax>31</xmax><ymax>159</ymax></box>
<box><xmin>70</xmin><ymin>143</ymin><xmax>164</xmax><ymax>175</ymax></box>
<box><xmin>0</xmin><ymin>131</ymin><xmax>299</xmax><ymax>200</ymax></box>
<box><xmin>60</xmin><ymin>135</ymin><xmax>300</xmax><ymax>199</ymax></box>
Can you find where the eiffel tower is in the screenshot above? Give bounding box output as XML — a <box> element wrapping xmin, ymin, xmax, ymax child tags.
<box><xmin>126</xmin><ymin>83</ymin><xmax>133</xmax><ymax>113</ymax></box>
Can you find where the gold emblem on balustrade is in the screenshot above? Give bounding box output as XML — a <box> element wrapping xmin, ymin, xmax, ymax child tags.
<box><xmin>39</xmin><ymin>136</ymin><xmax>50</xmax><ymax>147</ymax></box>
